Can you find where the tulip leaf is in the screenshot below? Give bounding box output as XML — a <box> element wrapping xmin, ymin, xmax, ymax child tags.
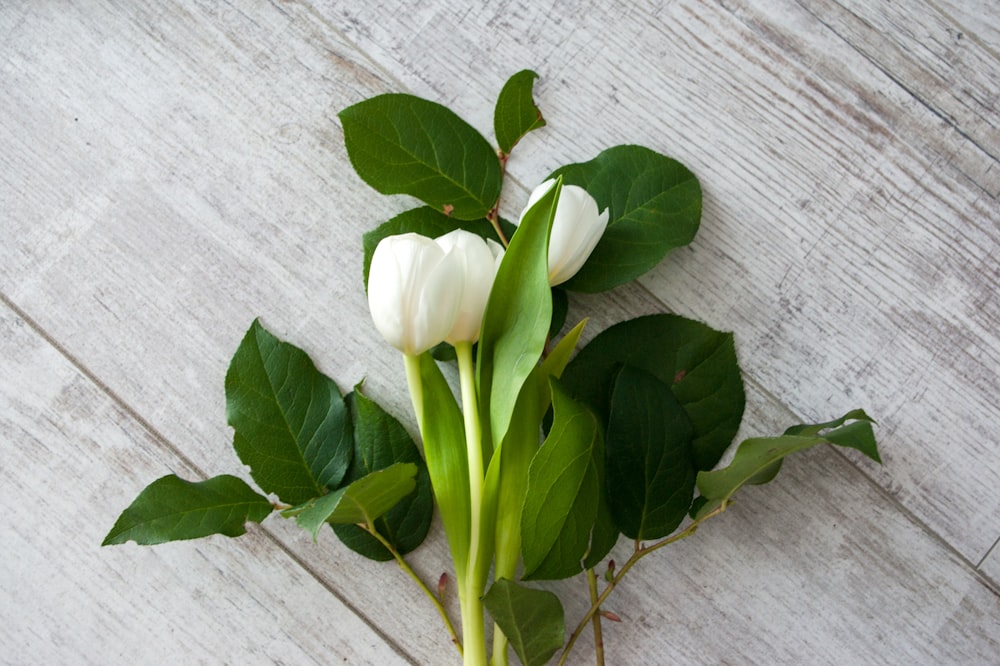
<box><xmin>477</xmin><ymin>180</ymin><xmax>558</xmax><ymax>448</ymax></box>
<box><xmin>414</xmin><ymin>353</ymin><xmax>472</xmax><ymax>574</ymax></box>
<box><xmin>521</xmin><ymin>380</ymin><xmax>603</xmax><ymax>580</ymax></box>
<box><xmin>282</xmin><ymin>463</ymin><xmax>418</xmax><ymax>541</ymax></box>
<box><xmin>606</xmin><ymin>365</ymin><xmax>695</xmax><ymax>540</ymax></box>
<box><xmin>483</xmin><ymin>579</ymin><xmax>565</xmax><ymax>666</ymax></box>
<box><xmin>696</xmin><ymin>411</ymin><xmax>879</xmax><ymax>511</ymax></box>
<box><xmin>561</xmin><ymin>314</ymin><xmax>744</xmax><ymax>472</ymax></box>
<box><xmin>226</xmin><ymin>320</ymin><xmax>353</xmax><ymax>505</ymax></box>
<box><xmin>494</xmin><ymin>69</ymin><xmax>546</xmax><ymax>155</ymax></box>
<box><xmin>340</xmin><ymin>94</ymin><xmax>502</xmax><ymax>220</ymax></box>
<box><xmin>492</xmin><ymin>319</ymin><xmax>588</xmax><ymax>582</ymax></box>
<box><xmin>361</xmin><ymin>207</ymin><xmax>515</xmax><ymax>290</ymax></box>
<box><xmin>332</xmin><ymin>387</ymin><xmax>433</xmax><ymax>561</ymax></box>
<box><xmin>550</xmin><ymin>145</ymin><xmax>701</xmax><ymax>292</ymax></box>
<box><xmin>102</xmin><ymin>474</ymin><xmax>272</xmax><ymax>546</ymax></box>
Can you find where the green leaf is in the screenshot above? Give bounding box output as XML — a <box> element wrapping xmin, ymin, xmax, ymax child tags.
<box><xmin>414</xmin><ymin>353</ymin><xmax>472</xmax><ymax>573</ymax></box>
<box><xmin>550</xmin><ymin>145</ymin><xmax>701</xmax><ymax>292</ymax></box>
<box><xmin>283</xmin><ymin>463</ymin><xmax>417</xmax><ymax>540</ymax></box>
<box><xmin>332</xmin><ymin>388</ymin><xmax>433</xmax><ymax>561</ymax></box>
<box><xmin>483</xmin><ymin>579</ymin><xmax>565</xmax><ymax>666</ymax></box>
<box><xmin>492</xmin><ymin>319</ymin><xmax>588</xmax><ymax>582</ymax></box>
<box><xmin>785</xmin><ymin>409</ymin><xmax>881</xmax><ymax>463</ymax></box>
<box><xmin>549</xmin><ymin>288</ymin><xmax>568</xmax><ymax>339</ymax></box>
<box><xmin>339</xmin><ymin>94</ymin><xmax>502</xmax><ymax>220</ymax></box>
<box><xmin>361</xmin><ymin>207</ymin><xmax>515</xmax><ymax>290</ymax></box>
<box><xmin>102</xmin><ymin>474</ymin><xmax>272</xmax><ymax>546</ymax></box>
<box><xmin>606</xmin><ymin>365</ymin><xmax>695</xmax><ymax>540</ymax></box>
<box><xmin>225</xmin><ymin>320</ymin><xmax>353</xmax><ymax>505</ymax></box>
<box><xmin>561</xmin><ymin>314</ymin><xmax>744</xmax><ymax>471</ymax></box>
<box><xmin>696</xmin><ymin>410</ymin><xmax>880</xmax><ymax>508</ymax></box>
<box><xmin>477</xmin><ymin>179</ymin><xmax>557</xmax><ymax>448</ymax></box>
<box><xmin>494</xmin><ymin>69</ymin><xmax>546</xmax><ymax>154</ymax></box>
<box><xmin>521</xmin><ymin>380</ymin><xmax>603</xmax><ymax>580</ymax></box>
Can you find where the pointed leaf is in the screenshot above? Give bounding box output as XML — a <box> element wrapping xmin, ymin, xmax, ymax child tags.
<box><xmin>361</xmin><ymin>207</ymin><xmax>515</xmax><ymax>290</ymax></box>
<box><xmin>103</xmin><ymin>474</ymin><xmax>272</xmax><ymax>546</ymax></box>
<box><xmin>284</xmin><ymin>463</ymin><xmax>417</xmax><ymax>540</ymax></box>
<box><xmin>606</xmin><ymin>365</ymin><xmax>696</xmax><ymax>540</ymax></box>
<box><xmin>494</xmin><ymin>69</ymin><xmax>546</xmax><ymax>154</ymax></box>
<box><xmin>697</xmin><ymin>410</ymin><xmax>880</xmax><ymax>506</ymax></box>
<box><xmin>483</xmin><ymin>579</ymin><xmax>565</xmax><ymax>666</ymax></box>
<box><xmin>521</xmin><ymin>380</ymin><xmax>602</xmax><ymax>580</ymax></box>
<box><xmin>340</xmin><ymin>93</ymin><xmax>502</xmax><ymax>220</ymax></box>
<box><xmin>415</xmin><ymin>353</ymin><xmax>472</xmax><ymax>573</ymax></box>
<box><xmin>550</xmin><ymin>145</ymin><xmax>701</xmax><ymax>292</ymax></box>
<box><xmin>225</xmin><ymin>320</ymin><xmax>352</xmax><ymax>505</ymax></box>
<box><xmin>561</xmin><ymin>314</ymin><xmax>744</xmax><ymax>471</ymax></box>
<box><xmin>477</xmin><ymin>180</ymin><xmax>557</xmax><ymax>448</ymax></box>
<box><xmin>333</xmin><ymin>388</ymin><xmax>433</xmax><ymax>561</ymax></box>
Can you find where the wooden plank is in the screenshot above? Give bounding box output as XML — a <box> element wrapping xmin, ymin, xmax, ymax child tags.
<box><xmin>328</xmin><ymin>0</ymin><xmax>1000</xmax><ymax>564</ymax></box>
<box><xmin>3</xmin><ymin>0</ymin><xmax>999</xmax><ymax>664</ymax></box>
<box><xmin>0</xmin><ymin>303</ymin><xmax>410</xmax><ymax>665</ymax></box>
<box><xmin>983</xmin><ymin>541</ymin><xmax>1000</xmax><ymax>585</ymax></box>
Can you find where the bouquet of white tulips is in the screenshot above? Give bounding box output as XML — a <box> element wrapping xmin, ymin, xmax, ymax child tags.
<box><xmin>104</xmin><ymin>70</ymin><xmax>880</xmax><ymax>666</ymax></box>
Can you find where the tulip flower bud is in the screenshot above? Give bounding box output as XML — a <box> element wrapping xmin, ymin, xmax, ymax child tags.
<box><xmin>367</xmin><ymin>233</ymin><xmax>464</xmax><ymax>355</ymax></box>
<box><xmin>434</xmin><ymin>229</ymin><xmax>504</xmax><ymax>344</ymax></box>
<box><xmin>519</xmin><ymin>179</ymin><xmax>609</xmax><ymax>286</ymax></box>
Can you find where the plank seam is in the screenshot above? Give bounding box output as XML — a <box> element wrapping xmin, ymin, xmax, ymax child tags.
<box><xmin>0</xmin><ymin>290</ymin><xmax>419</xmax><ymax>665</ymax></box>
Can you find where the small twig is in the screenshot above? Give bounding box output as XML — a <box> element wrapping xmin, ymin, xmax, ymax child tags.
<box><xmin>586</xmin><ymin>568</ymin><xmax>605</xmax><ymax>666</ymax></box>
<box><xmin>360</xmin><ymin>522</ymin><xmax>463</xmax><ymax>656</ymax></box>
<box><xmin>557</xmin><ymin>504</ymin><xmax>728</xmax><ymax>665</ymax></box>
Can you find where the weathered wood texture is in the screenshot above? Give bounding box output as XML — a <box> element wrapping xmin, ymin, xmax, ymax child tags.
<box><xmin>2</xmin><ymin>0</ymin><xmax>998</xmax><ymax>664</ymax></box>
<box><xmin>331</xmin><ymin>0</ymin><xmax>1000</xmax><ymax>564</ymax></box>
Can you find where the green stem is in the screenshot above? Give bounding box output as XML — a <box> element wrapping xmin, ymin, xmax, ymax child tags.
<box><xmin>557</xmin><ymin>504</ymin><xmax>727</xmax><ymax>666</ymax></box>
<box><xmin>587</xmin><ymin>569</ymin><xmax>605</xmax><ymax>666</ymax></box>
<box><xmin>362</xmin><ymin>522</ymin><xmax>463</xmax><ymax>656</ymax></box>
<box><xmin>403</xmin><ymin>353</ymin><xmax>424</xmax><ymax>430</ymax></box>
<box><xmin>456</xmin><ymin>341</ymin><xmax>488</xmax><ymax>666</ymax></box>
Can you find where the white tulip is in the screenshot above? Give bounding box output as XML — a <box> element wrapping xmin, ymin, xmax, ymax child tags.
<box><xmin>367</xmin><ymin>233</ymin><xmax>464</xmax><ymax>355</ymax></box>
<box><xmin>520</xmin><ymin>179</ymin><xmax>609</xmax><ymax>286</ymax></box>
<box><xmin>434</xmin><ymin>230</ymin><xmax>504</xmax><ymax>344</ymax></box>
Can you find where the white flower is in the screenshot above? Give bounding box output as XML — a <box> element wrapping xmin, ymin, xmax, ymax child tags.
<box><xmin>520</xmin><ymin>179</ymin><xmax>609</xmax><ymax>286</ymax></box>
<box><xmin>367</xmin><ymin>233</ymin><xmax>464</xmax><ymax>355</ymax></box>
<box><xmin>434</xmin><ymin>230</ymin><xmax>504</xmax><ymax>344</ymax></box>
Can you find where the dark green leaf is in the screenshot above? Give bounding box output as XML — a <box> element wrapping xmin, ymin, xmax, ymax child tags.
<box><xmin>494</xmin><ymin>69</ymin><xmax>546</xmax><ymax>154</ymax></box>
<box><xmin>696</xmin><ymin>410</ymin><xmax>879</xmax><ymax>507</ymax></box>
<box><xmin>550</xmin><ymin>145</ymin><xmax>701</xmax><ymax>292</ymax></box>
<box><xmin>483</xmin><ymin>579</ymin><xmax>565</xmax><ymax>666</ymax></box>
<box><xmin>549</xmin><ymin>288</ymin><xmax>568</xmax><ymax>339</ymax></box>
<box><xmin>477</xmin><ymin>180</ymin><xmax>557</xmax><ymax>448</ymax></box>
<box><xmin>561</xmin><ymin>314</ymin><xmax>744</xmax><ymax>471</ymax></box>
<box><xmin>361</xmin><ymin>207</ymin><xmax>514</xmax><ymax>290</ymax></box>
<box><xmin>521</xmin><ymin>380</ymin><xmax>603</xmax><ymax>580</ymax></box>
<box><xmin>340</xmin><ymin>94</ymin><xmax>502</xmax><ymax>220</ymax></box>
<box><xmin>102</xmin><ymin>474</ymin><xmax>272</xmax><ymax>546</ymax></box>
<box><xmin>283</xmin><ymin>463</ymin><xmax>417</xmax><ymax>540</ymax></box>
<box><xmin>606</xmin><ymin>366</ymin><xmax>695</xmax><ymax>540</ymax></box>
<box><xmin>225</xmin><ymin>320</ymin><xmax>353</xmax><ymax>505</ymax></box>
<box><xmin>333</xmin><ymin>388</ymin><xmax>433</xmax><ymax>561</ymax></box>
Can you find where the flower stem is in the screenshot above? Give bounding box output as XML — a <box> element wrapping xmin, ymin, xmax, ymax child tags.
<box><xmin>557</xmin><ymin>504</ymin><xmax>728</xmax><ymax>666</ymax></box>
<box><xmin>456</xmin><ymin>341</ymin><xmax>488</xmax><ymax>666</ymax></box>
<box><xmin>586</xmin><ymin>568</ymin><xmax>605</xmax><ymax>666</ymax></box>
<box><xmin>362</xmin><ymin>522</ymin><xmax>463</xmax><ymax>656</ymax></box>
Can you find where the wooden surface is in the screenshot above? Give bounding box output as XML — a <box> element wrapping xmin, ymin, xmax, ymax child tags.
<box><xmin>2</xmin><ymin>1</ymin><xmax>998</xmax><ymax>664</ymax></box>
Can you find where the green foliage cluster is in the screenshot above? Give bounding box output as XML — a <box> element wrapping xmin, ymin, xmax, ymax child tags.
<box><xmin>105</xmin><ymin>71</ymin><xmax>879</xmax><ymax>666</ymax></box>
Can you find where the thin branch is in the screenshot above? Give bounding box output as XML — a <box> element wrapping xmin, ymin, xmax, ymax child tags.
<box><xmin>586</xmin><ymin>568</ymin><xmax>605</xmax><ymax>666</ymax></box>
<box><xmin>360</xmin><ymin>522</ymin><xmax>464</xmax><ymax>656</ymax></box>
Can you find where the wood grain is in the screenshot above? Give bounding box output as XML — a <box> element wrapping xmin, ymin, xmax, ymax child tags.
<box><xmin>0</xmin><ymin>303</ymin><xmax>410</xmax><ymax>665</ymax></box>
<box><xmin>330</xmin><ymin>0</ymin><xmax>1000</xmax><ymax>564</ymax></box>
<box><xmin>2</xmin><ymin>0</ymin><xmax>999</xmax><ymax>663</ymax></box>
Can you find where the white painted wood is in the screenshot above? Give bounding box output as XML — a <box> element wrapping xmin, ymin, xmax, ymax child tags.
<box><xmin>0</xmin><ymin>304</ymin><xmax>410</xmax><ymax>665</ymax></box>
<box><xmin>2</xmin><ymin>0</ymin><xmax>999</xmax><ymax>664</ymax></box>
<box><xmin>329</xmin><ymin>0</ymin><xmax>1000</xmax><ymax>565</ymax></box>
